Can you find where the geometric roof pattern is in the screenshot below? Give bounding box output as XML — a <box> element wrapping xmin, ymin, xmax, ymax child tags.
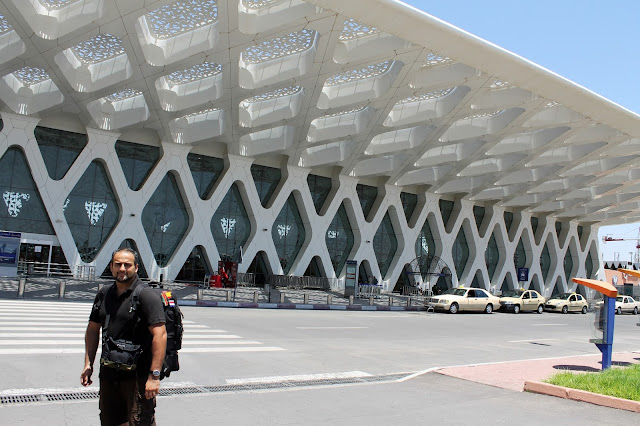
<box><xmin>0</xmin><ymin>0</ymin><xmax>639</xmax><ymax>226</ymax></box>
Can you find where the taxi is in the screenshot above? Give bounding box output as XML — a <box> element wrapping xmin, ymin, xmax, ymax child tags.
<box><xmin>427</xmin><ymin>287</ymin><xmax>501</xmax><ymax>314</ymax></box>
<box><xmin>613</xmin><ymin>295</ymin><xmax>640</xmax><ymax>315</ymax></box>
<box><xmin>544</xmin><ymin>292</ymin><xmax>588</xmax><ymax>314</ymax></box>
<box><xmin>499</xmin><ymin>289</ymin><xmax>546</xmax><ymax>314</ymax></box>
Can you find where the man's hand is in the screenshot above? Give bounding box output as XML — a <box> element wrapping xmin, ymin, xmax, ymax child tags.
<box><xmin>145</xmin><ymin>376</ymin><xmax>160</xmax><ymax>399</ymax></box>
<box><xmin>80</xmin><ymin>365</ymin><xmax>93</xmax><ymax>386</ymax></box>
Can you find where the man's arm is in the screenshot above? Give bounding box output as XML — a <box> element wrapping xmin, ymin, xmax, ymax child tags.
<box><xmin>145</xmin><ymin>323</ymin><xmax>167</xmax><ymax>399</ymax></box>
<box><xmin>81</xmin><ymin>321</ymin><xmax>101</xmax><ymax>386</ymax></box>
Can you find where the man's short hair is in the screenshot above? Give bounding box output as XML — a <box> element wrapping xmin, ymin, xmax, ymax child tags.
<box><xmin>111</xmin><ymin>247</ymin><xmax>139</xmax><ymax>266</ymax></box>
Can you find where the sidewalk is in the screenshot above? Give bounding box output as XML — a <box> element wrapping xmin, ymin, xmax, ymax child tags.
<box><xmin>436</xmin><ymin>351</ymin><xmax>640</xmax><ymax>412</ymax></box>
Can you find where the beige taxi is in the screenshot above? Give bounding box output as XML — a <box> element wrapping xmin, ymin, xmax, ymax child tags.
<box><xmin>544</xmin><ymin>292</ymin><xmax>588</xmax><ymax>314</ymax></box>
<box><xmin>428</xmin><ymin>287</ymin><xmax>501</xmax><ymax>314</ymax></box>
<box><xmin>499</xmin><ymin>289</ymin><xmax>546</xmax><ymax>314</ymax></box>
<box><xmin>614</xmin><ymin>295</ymin><xmax>640</xmax><ymax>315</ymax></box>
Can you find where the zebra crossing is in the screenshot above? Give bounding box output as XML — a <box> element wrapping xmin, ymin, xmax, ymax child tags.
<box><xmin>0</xmin><ymin>300</ymin><xmax>285</xmax><ymax>355</ymax></box>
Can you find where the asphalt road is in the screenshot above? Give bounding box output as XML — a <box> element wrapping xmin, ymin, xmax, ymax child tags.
<box><xmin>1</xmin><ymin>299</ymin><xmax>639</xmax><ymax>424</ymax></box>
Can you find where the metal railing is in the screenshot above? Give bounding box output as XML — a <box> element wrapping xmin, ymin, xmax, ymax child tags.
<box><xmin>17</xmin><ymin>261</ymin><xmax>73</xmax><ymax>277</ymax></box>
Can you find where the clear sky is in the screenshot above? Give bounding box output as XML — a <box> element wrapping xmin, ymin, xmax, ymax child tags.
<box><xmin>403</xmin><ymin>0</ymin><xmax>640</xmax><ymax>262</ymax></box>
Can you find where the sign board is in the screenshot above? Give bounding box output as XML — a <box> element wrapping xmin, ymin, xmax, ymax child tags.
<box><xmin>0</xmin><ymin>231</ymin><xmax>21</xmax><ymax>277</ymax></box>
<box><xmin>517</xmin><ymin>267</ymin><xmax>529</xmax><ymax>282</ymax></box>
<box><xmin>344</xmin><ymin>260</ymin><xmax>357</xmax><ymax>297</ymax></box>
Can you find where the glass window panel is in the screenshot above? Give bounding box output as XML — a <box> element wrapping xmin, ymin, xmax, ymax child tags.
<box><xmin>586</xmin><ymin>251</ymin><xmax>594</xmax><ymax>279</ymax></box>
<box><xmin>187</xmin><ymin>153</ymin><xmax>224</xmax><ymax>199</ymax></box>
<box><xmin>326</xmin><ymin>203</ymin><xmax>354</xmax><ymax>274</ymax></box>
<box><xmin>34</xmin><ymin>126</ymin><xmax>88</xmax><ymax>180</ymax></box>
<box><xmin>115</xmin><ymin>141</ymin><xmax>160</xmax><ymax>191</ymax></box>
<box><xmin>563</xmin><ymin>249</ymin><xmax>573</xmax><ymax>281</ymax></box>
<box><xmin>64</xmin><ymin>161</ymin><xmax>119</xmax><ymax>262</ymax></box>
<box><xmin>452</xmin><ymin>226</ymin><xmax>469</xmax><ymax>277</ymax></box>
<box><xmin>474</xmin><ymin>206</ymin><xmax>485</xmax><ymax>231</ymax></box>
<box><xmin>251</xmin><ymin>164</ymin><xmax>281</xmax><ymax>207</ymax></box>
<box><xmin>401</xmin><ymin>192</ymin><xmax>418</xmax><ymax>223</ymax></box>
<box><xmin>514</xmin><ymin>238</ymin><xmax>526</xmax><ymax>269</ymax></box>
<box><xmin>531</xmin><ymin>216</ymin><xmax>538</xmax><ymax>236</ymax></box>
<box><xmin>211</xmin><ymin>183</ymin><xmax>250</xmax><ymax>262</ymax></box>
<box><xmin>504</xmin><ymin>211</ymin><xmax>514</xmax><ymax>234</ymax></box>
<box><xmin>356</xmin><ymin>184</ymin><xmax>377</xmax><ymax>219</ymax></box>
<box><xmin>307</xmin><ymin>174</ymin><xmax>332</xmax><ymax>214</ymax></box>
<box><xmin>415</xmin><ymin>219</ymin><xmax>436</xmax><ymax>258</ymax></box>
<box><xmin>272</xmin><ymin>193</ymin><xmax>305</xmax><ymax>274</ymax></box>
<box><xmin>485</xmin><ymin>232</ymin><xmax>499</xmax><ymax>281</ymax></box>
<box><xmin>373</xmin><ymin>211</ymin><xmax>397</xmax><ymax>278</ymax></box>
<box><xmin>176</xmin><ymin>245</ymin><xmax>210</xmax><ymax>281</ymax></box>
<box><xmin>142</xmin><ymin>173</ymin><xmax>188</xmax><ymax>267</ymax></box>
<box><xmin>540</xmin><ymin>243</ymin><xmax>551</xmax><ymax>282</ymax></box>
<box><xmin>439</xmin><ymin>199</ymin><xmax>454</xmax><ymax>228</ymax></box>
<box><xmin>0</xmin><ymin>148</ymin><xmax>54</xmax><ymax>234</ymax></box>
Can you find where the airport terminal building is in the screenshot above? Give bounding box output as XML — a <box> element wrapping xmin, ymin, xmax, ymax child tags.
<box><xmin>0</xmin><ymin>0</ymin><xmax>638</xmax><ymax>297</ymax></box>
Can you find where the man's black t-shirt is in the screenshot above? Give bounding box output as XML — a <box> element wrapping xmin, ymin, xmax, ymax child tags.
<box><xmin>89</xmin><ymin>277</ymin><xmax>165</xmax><ymax>379</ymax></box>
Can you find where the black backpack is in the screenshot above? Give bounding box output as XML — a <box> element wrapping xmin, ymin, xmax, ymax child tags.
<box><xmin>131</xmin><ymin>284</ymin><xmax>184</xmax><ymax>380</ymax></box>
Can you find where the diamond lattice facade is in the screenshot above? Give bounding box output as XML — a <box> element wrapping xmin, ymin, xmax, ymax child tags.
<box><xmin>0</xmin><ymin>0</ymin><xmax>638</xmax><ymax>298</ymax></box>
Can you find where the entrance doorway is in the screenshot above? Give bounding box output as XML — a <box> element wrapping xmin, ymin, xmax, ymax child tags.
<box><xmin>18</xmin><ymin>242</ymin><xmax>69</xmax><ymax>275</ymax></box>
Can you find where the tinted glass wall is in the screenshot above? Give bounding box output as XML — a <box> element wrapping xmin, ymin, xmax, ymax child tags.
<box><xmin>326</xmin><ymin>203</ymin><xmax>354</xmax><ymax>274</ymax></box>
<box><xmin>141</xmin><ymin>173</ymin><xmax>188</xmax><ymax>267</ymax></box>
<box><xmin>0</xmin><ymin>148</ymin><xmax>54</xmax><ymax>234</ymax></box>
<box><xmin>35</xmin><ymin>126</ymin><xmax>87</xmax><ymax>180</ymax></box>
<box><xmin>272</xmin><ymin>193</ymin><xmax>305</xmax><ymax>274</ymax></box>
<box><xmin>64</xmin><ymin>161</ymin><xmax>119</xmax><ymax>262</ymax></box>
<box><xmin>211</xmin><ymin>183</ymin><xmax>250</xmax><ymax>262</ymax></box>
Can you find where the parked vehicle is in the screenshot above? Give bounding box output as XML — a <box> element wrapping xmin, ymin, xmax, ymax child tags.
<box><xmin>596</xmin><ymin>296</ymin><xmax>640</xmax><ymax>315</ymax></box>
<box><xmin>499</xmin><ymin>289</ymin><xmax>545</xmax><ymax>314</ymax></box>
<box><xmin>427</xmin><ymin>287</ymin><xmax>501</xmax><ymax>314</ymax></box>
<box><xmin>544</xmin><ymin>292</ymin><xmax>588</xmax><ymax>314</ymax></box>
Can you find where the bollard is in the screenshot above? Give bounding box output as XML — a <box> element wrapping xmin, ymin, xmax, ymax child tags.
<box><xmin>279</xmin><ymin>292</ymin><xmax>285</xmax><ymax>303</ymax></box>
<box><xmin>17</xmin><ymin>275</ymin><xmax>26</xmax><ymax>298</ymax></box>
<box><xmin>58</xmin><ymin>279</ymin><xmax>66</xmax><ymax>299</ymax></box>
<box><xmin>197</xmin><ymin>288</ymin><xmax>203</xmax><ymax>300</ymax></box>
<box><xmin>253</xmin><ymin>291</ymin><xmax>259</xmax><ymax>303</ymax></box>
<box><xmin>304</xmin><ymin>293</ymin><xmax>309</xmax><ymax>304</ymax></box>
<box><xmin>327</xmin><ymin>294</ymin><xmax>332</xmax><ymax>305</ymax></box>
<box><xmin>349</xmin><ymin>295</ymin><xmax>354</xmax><ymax>305</ymax></box>
<box><xmin>369</xmin><ymin>295</ymin><xmax>374</xmax><ymax>306</ymax></box>
<box><xmin>407</xmin><ymin>296</ymin><xmax>412</xmax><ymax>307</ymax></box>
<box><xmin>388</xmin><ymin>295</ymin><xmax>393</xmax><ymax>306</ymax></box>
<box><xmin>226</xmin><ymin>289</ymin><xmax>232</xmax><ymax>301</ymax></box>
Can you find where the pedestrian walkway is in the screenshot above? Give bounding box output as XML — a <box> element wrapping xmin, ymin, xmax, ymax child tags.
<box><xmin>0</xmin><ymin>299</ymin><xmax>285</xmax><ymax>355</ymax></box>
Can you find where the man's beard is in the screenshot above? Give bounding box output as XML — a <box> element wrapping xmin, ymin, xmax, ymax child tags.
<box><xmin>115</xmin><ymin>273</ymin><xmax>134</xmax><ymax>283</ymax></box>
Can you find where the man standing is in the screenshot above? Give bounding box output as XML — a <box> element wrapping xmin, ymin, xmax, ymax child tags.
<box><xmin>81</xmin><ymin>248</ymin><xmax>167</xmax><ymax>425</ymax></box>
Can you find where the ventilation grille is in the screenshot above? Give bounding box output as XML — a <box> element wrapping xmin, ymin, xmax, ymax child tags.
<box><xmin>0</xmin><ymin>373</ymin><xmax>407</xmax><ymax>406</ymax></box>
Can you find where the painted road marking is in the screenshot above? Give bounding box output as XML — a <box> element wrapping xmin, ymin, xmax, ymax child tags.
<box><xmin>227</xmin><ymin>371</ymin><xmax>372</xmax><ymax>384</ymax></box>
<box><xmin>508</xmin><ymin>338</ymin><xmax>559</xmax><ymax>343</ymax></box>
<box><xmin>296</xmin><ymin>326</ymin><xmax>369</xmax><ymax>330</ymax></box>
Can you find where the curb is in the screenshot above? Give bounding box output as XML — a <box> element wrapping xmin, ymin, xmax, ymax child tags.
<box><xmin>524</xmin><ymin>381</ymin><xmax>640</xmax><ymax>413</ymax></box>
<box><xmin>178</xmin><ymin>299</ymin><xmax>428</xmax><ymax>311</ymax></box>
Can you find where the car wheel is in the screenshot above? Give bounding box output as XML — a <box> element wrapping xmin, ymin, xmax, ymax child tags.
<box><xmin>633</xmin><ymin>307</ymin><xmax>638</xmax><ymax>315</ymax></box>
<box><xmin>449</xmin><ymin>303</ymin><xmax>459</xmax><ymax>314</ymax></box>
<box><xmin>561</xmin><ymin>305</ymin><xmax>568</xmax><ymax>314</ymax></box>
<box><xmin>581</xmin><ymin>306</ymin><xmax>587</xmax><ymax>314</ymax></box>
<box><xmin>616</xmin><ymin>307</ymin><xmax>622</xmax><ymax>315</ymax></box>
<box><xmin>513</xmin><ymin>305</ymin><xmax>520</xmax><ymax>314</ymax></box>
<box><xmin>537</xmin><ymin>304</ymin><xmax>544</xmax><ymax>314</ymax></box>
<box><xmin>484</xmin><ymin>304</ymin><xmax>493</xmax><ymax>314</ymax></box>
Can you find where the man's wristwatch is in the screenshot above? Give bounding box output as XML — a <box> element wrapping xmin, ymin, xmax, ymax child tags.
<box><xmin>150</xmin><ymin>370</ymin><xmax>161</xmax><ymax>379</ymax></box>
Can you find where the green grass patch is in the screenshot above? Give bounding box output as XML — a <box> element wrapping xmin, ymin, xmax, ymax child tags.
<box><xmin>545</xmin><ymin>363</ymin><xmax>640</xmax><ymax>401</ymax></box>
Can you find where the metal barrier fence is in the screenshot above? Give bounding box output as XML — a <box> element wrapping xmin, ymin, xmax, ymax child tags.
<box><xmin>265</xmin><ymin>274</ymin><xmax>335</xmax><ymax>290</ymax></box>
<box><xmin>17</xmin><ymin>261</ymin><xmax>73</xmax><ymax>277</ymax></box>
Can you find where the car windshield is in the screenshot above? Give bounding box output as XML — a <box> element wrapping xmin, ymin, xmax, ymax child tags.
<box><xmin>501</xmin><ymin>290</ymin><xmax>523</xmax><ymax>297</ymax></box>
<box><xmin>556</xmin><ymin>293</ymin><xmax>573</xmax><ymax>299</ymax></box>
<box><xmin>442</xmin><ymin>288</ymin><xmax>467</xmax><ymax>296</ymax></box>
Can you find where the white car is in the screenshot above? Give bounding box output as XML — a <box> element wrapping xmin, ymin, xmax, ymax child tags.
<box><xmin>614</xmin><ymin>295</ymin><xmax>640</xmax><ymax>315</ymax></box>
<box><xmin>428</xmin><ymin>287</ymin><xmax>501</xmax><ymax>314</ymax></box>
